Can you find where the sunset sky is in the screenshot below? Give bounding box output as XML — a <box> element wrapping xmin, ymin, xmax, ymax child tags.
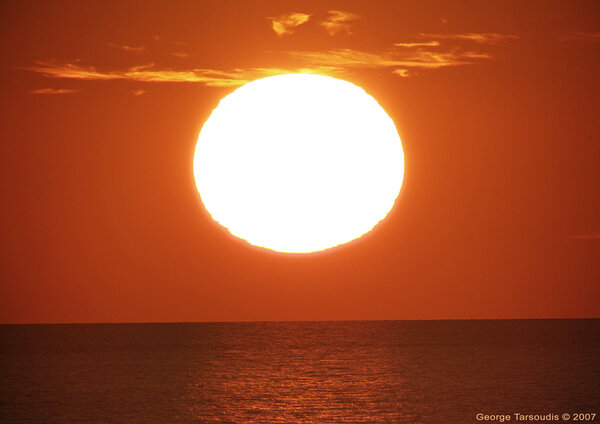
<box><xmin>1</xmin><ymin>0</ymin><xmax>599</xmax><ymax>323</ymax></box>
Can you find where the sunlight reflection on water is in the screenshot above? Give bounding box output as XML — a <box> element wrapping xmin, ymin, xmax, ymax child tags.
<box><xmin>1</xmin><ymin>320</ymin><xmax>599</xmax><ymax>423</ymax></box>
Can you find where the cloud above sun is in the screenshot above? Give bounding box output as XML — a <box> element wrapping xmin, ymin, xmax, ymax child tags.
<box><xmin>23</xmin><ymin>11</ymin><xmax>519</xmax><ymax>89</ymax></box>
<box><xmin>268</xmin><ymin>12</ymin><xmax>311</xmax><ymax>37</ymax></box>
<box><xmin>108</xmin><ymin>43</ymin><xmax>146</xmax><ymax>53</ymax></box>
<box><xmin>29</xmin><ymin>88</ymin><xmax>78</xmax><ymax>94</ymax></box>
<box><xmin>25</xmin><ymin>43</ymin><xmax>497</xmax><ymax>86</ymax></box>
<box><xmin>417</xmin><ymin>32</ymin><xmax>518</xmax><ymax>44</ymax></box>
<box><xmin>320</xmin><ymin>10</ymin><xmax>362</xmax><ymax>36</ymax></box>
<box><xmin>394</xmin><ymin>41</ymin><xmax>441</xmax><ymax>48</ymax></box>
<box><xmin>284</xmin><ymin>48</ymin><xmax>492</xmax><ymax>71</ymax></box>
<box><xmin>268</xmin><ymin>10</ymin><xmax>361</xmax><ymax>37</ymax></box>
<box><xmin>25</xmin><ymin>61</ymin><xmax>297</xmax><ymax>87</ymax></box>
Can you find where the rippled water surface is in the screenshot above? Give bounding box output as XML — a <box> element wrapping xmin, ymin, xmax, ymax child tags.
<box><xmin>1</xmin><ymin>320</ymin><xmax>599</xmax><ymax>423</ymax></box>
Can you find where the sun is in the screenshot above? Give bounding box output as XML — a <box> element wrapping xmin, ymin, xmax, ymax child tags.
<box><xmin>193</xmin><ymin>73</ymin><xmax>404</xmax><ymax>253</ymax></box>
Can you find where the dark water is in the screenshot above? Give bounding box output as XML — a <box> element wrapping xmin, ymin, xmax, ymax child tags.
<box><xmin>1</xmin><ymin>320</ymin><xmax>599</xmax><ymax>423</ymax></box>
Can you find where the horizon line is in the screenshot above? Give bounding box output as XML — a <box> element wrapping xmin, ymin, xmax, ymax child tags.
<box><xmin>1</xmin><ymin>317</ymin><xmax>598</xmax><ymax>325</ymax></box>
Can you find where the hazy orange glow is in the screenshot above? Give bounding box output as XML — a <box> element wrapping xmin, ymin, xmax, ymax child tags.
<box><xmin>194</xmin><ymin>74</ymin><xmax>404</xmax><ymax>253</ymax></box>
<box><xmin>0</xmin><ymin>0</ymin><xmax>598</xmax><ymax>323</ymax></box>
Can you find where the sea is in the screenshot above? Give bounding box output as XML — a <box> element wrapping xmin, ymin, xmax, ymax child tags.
<box><xmin>1</xmin><ymin>320</ymin><xmax>599</xmax><ymax>423</ymax></box>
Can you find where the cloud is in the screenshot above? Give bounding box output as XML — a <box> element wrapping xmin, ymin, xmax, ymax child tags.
<box><xmin>26</xmin><ymin>27</ymin><xmax>501</xmax><ymax>88</ymax></box>
<box><xmin>25</xmin><ymin>41</ymin><xmax>495</xmax><ymax>89</ymax></box>
<box><xmin>393</xmin><ymin>69</ymin><xmax>410</xmax><ymax>77</ymax></box>
<box><xmin>320</xmin><ymin>10</ymin><xmax>361</xmax><ymax>36</ymax></box>
<box><xmin>26</xmin><ymin>62</ymin><xmax>122</xmax><ymax>81</ymax></box>
<box><xmin>172</xmin><ymin>52</ymin><xmax>191</xmax><ymax>58</ymax></box>
<box><xmin>29</xmin><ymin>88</ymin><xmax>78</xmax><ymax>94</ymax></box>
<box><xmin>133</xmin><ymin>90</ymin><xmax>147</xmax><ymax>96</ymax></box>
<box><xmin>419</xmin><ymin>32</ymin><xmax>518</xmax><ymax>44</ymax></box>
<box><xmin>25</xmin><ymin>41</ymin><xmax>495</xmax><ymax>88</ymax></box>
<box><xmin>571</xmin><ymin>232</ymin><xmax>600</xmax><ymax>240</ymax></box>
<box><xmin>108</xmin><ymin>43</ymin><xmax>146</xmax><ymax>53</ymax></box>
<box><xmin>268</xmin><ymin>12</ymin><xmax>311</xmax><ymax>37</ymax></box>
<box><xmin>285</xmin><ymin>47</ymin><xmax>492</xmax><ymax>71</ymax></box>
<box><xmin>559</xmin><ymin>32</ymin><xmax>600</xmax><ymax>43</ymax></box>
<box><xmin>24</xmin><ymin>61</ymin><xmax>331</xmax><ymax>87</ymax></box>
<box><xmin>394</xmin><ymin>41</ymin><xmax>441</xmax><ymax>48</ymax></box>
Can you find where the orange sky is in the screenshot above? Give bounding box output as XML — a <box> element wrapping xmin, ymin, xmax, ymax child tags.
<box><xmin>1</xmin><ymin>0</ymin><xmax>599</xmax><ymax>323</ymax></box>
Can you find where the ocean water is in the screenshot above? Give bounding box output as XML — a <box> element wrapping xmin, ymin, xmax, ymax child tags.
<box><xmin>1</xmin><ymin>320</ymin><xmax>599</xmax><ymax>423</ymax></box>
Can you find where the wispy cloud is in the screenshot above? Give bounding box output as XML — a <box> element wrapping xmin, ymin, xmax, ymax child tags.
<box><xmin>320</xmin><ymin>10</ymin><xmax>361</xmax><ymax>36</ymax></box>
<box><xmin>268</xmin><ymin>12</ymin><xmax>311</xmax><ymax>37</ymax></box>
<box><xmin>30</xmin><ymin>88</ymin><xmax>78</xmax><ymax>94</ymax></box>
<box><xmin>108</xmin><ymin>43</ymin><xmax>146</xmax><ymax>53</ymax></box>
<box><xmin>394</xmin><ymin>41</ymin><xmax>441</xmax><ymax>48</ymax></box>
<box><xmin>25</xmin><ymin>43</ymin><xmax>494</xmax><ymax>87</ymax></box>
<box><xmin>27</xmin><ymin>24</ymin><xmax>508</xmax><ymax>87</ymax></box>
<box><xmin>571</xmin><ymin>231</ymin><xmax>600</xmax><ymax>240</ymax></box>
<box><xmin>285</xmin><ymin>48</ymin><xmax>492</xmax><ymax>71</ymax></box>
<box><xmin>133</xmin><ymin>90</ymin><xmax>147</xmax><ymax>96</ymax></box>
<box><xmin>419</xmin><ymin>32</ymin><xmax>518</xmax><ymax>44</ymax></box>
<box><xmin>24</xmin><ymin>61</ymin><xmax>332</xmax><ymax>87</ymax></box>
<box><xmin>559</xmin><ymin>32</ymin><xmax>600</xmax><ymax>43</ymax></box>
<box><xmin>393</xmin><ymin>69</ymin><xmax>410</xmax><ymax>77</ymax></box>
<box><xmin>27</xmin><ymin>62</ymin><xmax>122</xmax><ymax>81</ymax></box>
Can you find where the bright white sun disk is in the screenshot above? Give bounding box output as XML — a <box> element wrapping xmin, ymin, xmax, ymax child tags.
<box><xmin>193</xmin><ymin>74</ymin><xmax>404</xmax><ymax>253</ymax></box>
